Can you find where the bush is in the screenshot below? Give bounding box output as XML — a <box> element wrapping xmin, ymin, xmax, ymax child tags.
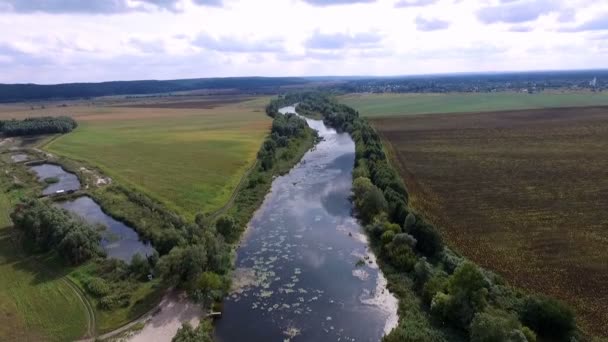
<box><xmin>520</xmin><ymin>295</ymin><xmax>575</xmax><ymax>341</ymax></box>
<box><xmin>431</xmin><ymin>263</ymin><xmax>490</xmax><ymax>329</ymax></box>
<box><xmin>381</xmin><ymin>230</ymin><xmax>396</xmax><ymax>244</ymax></box>
<box><xmin>85</xmin><ymin>277</ymin><xmax>111</xmax><ymax>297</ymax></box>
<box><xmin>384</xmin><ymin>240</ymin><xmax>417</xmax><ymax>272</ymax></box>
<box><xmin>470</xmin><ymin>311</ymin><xmax>521</xmax><ymax>342</ymax></box>
<box><xmin>215</xmin><ymin>215</ymin><xmax>238</xmax><ymax>242</ymax></box>
<box><xmin>99</xmin><ymin>292</ymin><xmax>131</xmax><ymax>310</ymax></box>
<box><xmin>422</xmin><ymin>273</ymin><xmax>448</xmax><ymax>305</ymax></box>
<box><xmin>409</xmin><ymin>222</ymin><xmax>443</xmax><ymax>257</ymax></box>
<box><xmin>43</xmin><ymin>177</ymin><xmax>59</xmax><ymax>184</ymax></box>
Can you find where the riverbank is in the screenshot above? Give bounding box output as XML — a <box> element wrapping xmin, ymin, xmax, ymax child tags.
<box><xmin>214</xmin><ymin>104</ymin><xmax>398</xmax><ymax>341</ymax></box>
<box><xmin>292</xmin><ymin>93</ymin><xmax>581</xmax><ymax>342</ymax></box>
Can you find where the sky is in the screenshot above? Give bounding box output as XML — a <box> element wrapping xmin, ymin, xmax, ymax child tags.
<box><xmin>0</xmin><ymin>0</ymin><xmax>607</xmax><ymax>84</ymax></box>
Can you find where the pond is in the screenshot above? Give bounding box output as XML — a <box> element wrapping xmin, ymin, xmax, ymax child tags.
<box><xmin>57</xmin><ymin>196</ymin><xmax>155</xmax><ymax>262</ymax></box>
<box><xmin>29</xmin><ymin>163</ymin><xmax>80</xmax><ymax>195</ymax></box>
<box><xmin>214</xmin><ymin>106</ymin><xmax>398</xmax><ymax>342</ymax></box>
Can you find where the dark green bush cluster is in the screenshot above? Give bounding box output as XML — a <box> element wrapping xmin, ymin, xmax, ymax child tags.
<box><xmin>10</xmin><ymin>199</ymin><xmax>103</xmax><ymax>264</ymax></box>
<box><xmin>77</xmin><ymin>255</ymin><xmax>158</xmax><ymax>311</ymax></box>
<box><xmin>173</xmin><ymin>320</ymin><xmax>213</xmax><ymax>342</ymax></box>
<box><xmin>293</xmin><ymin>92</ymin><xmax>577</xmax><ymax>342</ymax></box>
<box><xmin>0</xmin><ymin>116</ymin><xmax>77</xmax><ymax>136</ymax></box>
<box><xmin>258</xmin><ymin>112</ymin><xmax>309</xmax><ymax>171</ymax></box>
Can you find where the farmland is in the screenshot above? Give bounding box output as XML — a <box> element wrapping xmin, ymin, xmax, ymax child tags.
<box><xmin>371</xmin><ymin>106</ymin><xmax>608</xmax><ymax>337</ymax></box>
<box><xmin>0</xmin><ymin>96</ymin><xmax>271</xmax><ymax>219</ymax></box>
<box><xmin>339</xmin><ymin>92</ymin><xmax>608</xmax><ymax>117</ymax></box>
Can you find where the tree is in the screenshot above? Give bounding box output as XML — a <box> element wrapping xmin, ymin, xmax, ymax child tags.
<box><xmin>172</xmin><ymin>321</ymin><xmax>213</xmax><ymax>342</ymax></box>
<box><xmin>470</xmin><ymin>311</ymin><xmax>522</xmax><ymax>342</ymax></box>
<box><xmin>358</xmin><ymin>182</ymin><xmax>387</xmax><ymax>223</ymax></box>
<box><xmin>130</xmin><ymin>253</ymin><xmax>151</xmax><ymax>280</ymax></box>
<box><xmin>409</xmin><ymin>222</ymin><xmax>443</xmax><ymax>257</ymax></box>
<box><xmin>520</xmin><ymin>296</ymin><xmax>575</xmax><ymax>341</ymax></box>
<box><xmin>215</xmin><ymin>215</ymin><xmax>238</xmax><ymax>242</ymax></box>
<box><xmin>11</xmin><ymin>199</ymin><xmax>102</xmax><ymax>265</ymax></box>
<box><xmin>431</xmin><ymin>263</ymin><xmax>490</xmax><ymax>329</ymax></box>
<box><xmin>157</xmin><ymin>244</ymin><xmax>208</xmax><ymax>286</ymax></box>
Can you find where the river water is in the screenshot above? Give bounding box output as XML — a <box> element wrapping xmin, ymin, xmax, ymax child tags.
<box><xmin>214</xmin><ymin>106</ymin><xmax>397</xmax><ymax>342</ymax></box>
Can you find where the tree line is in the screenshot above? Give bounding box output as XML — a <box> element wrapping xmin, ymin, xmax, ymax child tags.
<box><xmin>288</xmin><ymin>92</ymin><xmax>577</xmax><ymax>342</ymax></box>
<box><xmin>0</xmin><ymin>116</ymin><xmax>77</xmax><ymax>136</ymax></box>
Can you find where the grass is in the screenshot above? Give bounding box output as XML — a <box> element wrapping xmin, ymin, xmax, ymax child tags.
<box><xmin>339</xmin><ymin>91</ymin><xmax>608</xmax><ymax>117</ymax></box>
<box><xmin>69</xmin><ymin>262</ymin><xmax>164</xmax><ymax>334</ymax></box>
<box><xmin>371</xmin><ymin>106</ymin><xmax>608</xmax><ymax>338</ymax></box>
<box><xmin>39</xmin><ymin>97</ymin><xmax>271</xmax><ymax>219</ymax></box>
<box><xmin>0</xmin><ymin>161</ymin><xmax>88</xmax><ymax>341</ymax></box>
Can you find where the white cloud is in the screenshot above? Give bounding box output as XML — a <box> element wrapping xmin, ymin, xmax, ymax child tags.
<box><xmin>0</xmin><ymin>0</ymin><xmax>605</xmax><ymax>83</ymax></box>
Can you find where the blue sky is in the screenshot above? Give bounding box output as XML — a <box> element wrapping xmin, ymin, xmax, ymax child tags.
<box><xmin>0</xmin><ymin>0</ymin><xmax>606</xmax><ymax>83</ymax></box>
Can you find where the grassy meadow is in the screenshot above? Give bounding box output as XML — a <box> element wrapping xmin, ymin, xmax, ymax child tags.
<box><xmin>0</xmin><ymin>159</ymin><xmax>88</xmax><ymax>341</ymax></box>
<box><xmin>339</xmin><ymin>91</ymin><xmax>608</xmax><ymax>117</ymax></box>
<box><xmin>10</xmin><ymin>97</ymin><xmax>273</xmax><ymax>219</ymax></box>
<box><xmin>372</xmin><ymin>106</ymin><xmax>608</xmax><ymax>337</ymax></box>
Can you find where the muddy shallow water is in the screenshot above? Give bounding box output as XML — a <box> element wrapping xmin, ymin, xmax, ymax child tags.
<box><xmin>29</xmin><ymin>163</ymin><xmax>80</xmax><ymax>195</ymax></box>
<box><xmin>214</xmin><ymin>106</ymin><xmax>397</xmax><ymax>342</ymax></box>
<box><xmin>57</xmin><ymin>196</ymin><xmax>155</xmax><ymax>262</ymax></box>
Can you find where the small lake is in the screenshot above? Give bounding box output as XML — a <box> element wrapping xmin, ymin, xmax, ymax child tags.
<box><xmin>214</xmin><ymin>106</ymin><xmax>397</xmax><ymax>342</ymax></box>
<box><xmin>29</xmin><ymin>163</ymin><xmax>80</xmax><ymax>195</ymax></box>
<box><xmin>58</xmin><ymin>196</ymin><xmax>155</xmax><ymax>262</ymax></box>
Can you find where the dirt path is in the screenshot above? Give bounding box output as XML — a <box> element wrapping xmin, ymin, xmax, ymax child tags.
<box><xmin>208</xmin><ymin>160</ymin><xmax>258</xmax><ymax>221</ymax></box>
<box><xmin>97</xmin><ymin>292</ymin><xmax>202</xmax><ymax>342</ymax></box>
<box><xmin>63</xmin><ymin>277</ymin><xmax>96</xmax><ymax>339</ymax></box>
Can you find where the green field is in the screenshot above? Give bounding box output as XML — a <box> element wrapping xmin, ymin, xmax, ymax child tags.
<box><xmin>42</xmin><ymin>97</ymin><xmax>271</xmax><ymax>219</ymax></box>
<box><xmin>339</xmin><ymin>92</ymin><xmax>608</xmax><ymax>117</ymax></box>
<box><xmin>0</xmin><ymin>161</ymin><xmax>88</xmax><ymax>342</ymax></box>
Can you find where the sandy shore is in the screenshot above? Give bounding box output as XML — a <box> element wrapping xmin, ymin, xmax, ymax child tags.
<box><xmin>125</xmin><ymin>293</ymin><xmax>202</xmax><ymax>342</ymax></box>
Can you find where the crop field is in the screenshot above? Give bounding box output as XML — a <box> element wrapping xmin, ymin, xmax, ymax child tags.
<box><xmin>0</xmin><ymin>96</ymin><xmax>271</xmax><ymax>219</ymax></box>
<box><xmin>339</xmin><ymin>92</ymin><xmax>608</xmax><ymax>117</ymax></box>
<box><xmin>0</xmin><ymin>162</ymin><xmax>88</xmax><ymax>341</ymax></box>
<box><xmin>372</xmin><ymin>106</ymin><xmax>608</xmax><ymax>337</ymax></box>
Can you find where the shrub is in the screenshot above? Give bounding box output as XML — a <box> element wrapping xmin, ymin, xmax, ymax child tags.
<box><xmin>384</xmin><ymin>240</ymin><xmax>417</xmax><ymax>272</ymax></box>
<box><xmin>422</xmin><ymin>273</ymin><xmax>448</xmax><ymax>305</ymax></box>
<box><xmin>99</xmin><ymin>292</ymin><xmax>131</xmax><ymax>310</ymax></box>
<box><xmin>520</xmin><ymin>295</ymin><xmax>575</xmax><ymax>341</ymax></box>
<box><xmin>431</xmin><ymin>263</ymin><xmax>490</xmax><ymax>329</ymax></box>
<box><xmin>521</xmin><ymin>326</ymin><xmax>537</xmax><ymax>342</ymax></box>
<box><xmin>470</xmin><ymin>311</ymin><xmax>521</xmax><ymax>342</ymax></box>
<box><xmin>215</xmin><ymin>215</ymin><xmax>238</xmax><ymax>242</ymax></box>
<box><xmin>381</xmin><ymin>230</ymin><xmax>396</xmax><ymax>244</ymax></box>
<box><xmin>85</xmin><ymin>277</ymin><xmax>111</xmax><ymax>297</ymax></box>
<box><xmin>409</xmin><ymin>222</ymin><xmax>443</xmax><ymax>257</ymax></box>
<box><xmin>404</xmin><ymin>213</ymin><xmax>416</xmax><ymax>231</ymax></box>
<box><xmin>43</xmin><ymin>177</ymin><xmax>59</xmax><ymax>184</ymax></box>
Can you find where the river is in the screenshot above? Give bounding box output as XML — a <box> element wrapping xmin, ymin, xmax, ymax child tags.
<box><xmin>214</xmin><ymin>106</ymin><xmax>397</xmax><ymax>342</ymax></box>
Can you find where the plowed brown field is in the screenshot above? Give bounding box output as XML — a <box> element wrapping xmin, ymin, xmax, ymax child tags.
<box><xmin>372</xmin><ymin>106</ymin><xmax>608</xmax><ymax>337</ymax></box>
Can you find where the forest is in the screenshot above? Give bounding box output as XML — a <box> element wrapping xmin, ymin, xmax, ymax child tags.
<box><xmin>0</xmin><ymin>116</ymin><xmax>77</xmax><ymax>136</ymax></box>
<box><xmin>287</xmin><ymin>92</ymin><xmax>577</xmax><ymax>342</ymax></box>
<box><xmin>334</xmin><ymin>70</ymin><xmax>607</xmax><ymax>94</ymax></box>
<box><xmin>0</xmin><ymin>77</ymin><xmax>311</xmax><ymax>102</ymax></box>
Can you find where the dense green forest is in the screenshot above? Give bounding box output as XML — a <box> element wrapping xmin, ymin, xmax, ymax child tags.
<box><xmin>11</xmin><ymin>199</ymin><xmax>103</xmax><ymax>265</ymax></box>
<box><xmin>285</xmin><ymin>92</ymin><xmax>577</xmax><ymax>342</ymax></box>
<box><xmin>0</xmin><ymin>116</ymin><xmax>77</xmax><ymax>136</ymax></box>
<box><xmin>0</xmin><ymin>77</ymin><xmax>311</xmax><ymax>102</ymax></box>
